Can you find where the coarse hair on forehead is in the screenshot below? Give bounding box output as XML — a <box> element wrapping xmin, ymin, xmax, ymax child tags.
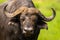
<box><xmin>22</xmin><ymin>7</ymin><xmax>39</xmax><ymax>13</ymax></box>
<box><xmin>5</xmin><ymin>6</ymin><xmax>39</xmax><ymax>17</ymax></box>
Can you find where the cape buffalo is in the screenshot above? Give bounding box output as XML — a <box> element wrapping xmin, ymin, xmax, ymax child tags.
<box><xmin>0</xmin><ymin>0</ymin><xmax>56</xmax><ymax>40</ymax></box>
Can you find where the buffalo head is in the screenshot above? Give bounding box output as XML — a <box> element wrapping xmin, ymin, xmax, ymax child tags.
<box><xmin>4</xmin><ymin>7</ymin><xmax>56</xmax><ymax>37</ymax></box>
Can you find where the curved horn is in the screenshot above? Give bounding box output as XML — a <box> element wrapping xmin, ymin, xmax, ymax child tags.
<box><xmin>5</xmin><ymin>7</ymin><xmax>28</xmax><ymax>18</ymax></box>
<box><xmin>6</xmin><ymin>0</ymin><xmax>17</xmax><ymax>13</ymax></box>
<box><xmin>39</xmin><ymin>8</ymin><xmax>56</xmax><ymax>22</ymax></box>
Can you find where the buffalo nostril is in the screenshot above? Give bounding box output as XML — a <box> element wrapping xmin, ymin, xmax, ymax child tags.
<box><xmin>24</xmin><ymin>29</ymin><xmax>33</xmax><ymax>33</ymax></box>
<box><xmin>24</xmin><ymin>29</ymin><xmax>28</xmax><ymax>32</ymax></box>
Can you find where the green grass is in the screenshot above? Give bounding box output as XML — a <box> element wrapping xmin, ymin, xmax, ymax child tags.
<box><xmin>0</xmin><ymin>0</ymin><xmax>60</xmax><ymax>40</ymax></box>
<box><xmin>0</xmin><ymin>0</ymin><xmax>6</xmax><ymax>3</ymax></box>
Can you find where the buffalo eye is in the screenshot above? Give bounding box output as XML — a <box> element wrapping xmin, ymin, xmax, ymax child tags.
<box><xmin>30</xmin><ymin>15</ymin><xmax>37</xmax><ymax>21</ymax></box>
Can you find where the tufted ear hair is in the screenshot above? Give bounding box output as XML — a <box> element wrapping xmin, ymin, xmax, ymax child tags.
<box><xmin>37</xmin><ymin>20</ymin><xmax>48</xmax><ymax>30</ymax></box>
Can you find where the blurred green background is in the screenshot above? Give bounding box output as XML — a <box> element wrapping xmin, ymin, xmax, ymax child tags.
<box><xmin>0</xmin><ymin>0</ymin><xmax>60</xmax><ymax>40</ymax></box>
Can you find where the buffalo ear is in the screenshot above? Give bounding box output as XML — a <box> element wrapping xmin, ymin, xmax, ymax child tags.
<box><xmin>37</xmin><ymin>20</ymin><xmax>48</xmax><ymax>30</ymax></box>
